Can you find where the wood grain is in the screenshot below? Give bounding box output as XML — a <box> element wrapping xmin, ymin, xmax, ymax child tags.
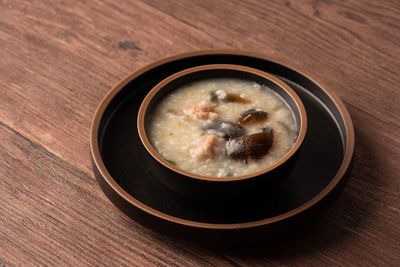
<box><xmin>0</xmin><ymin>0</ymin><xmax>399</xmax><ymax>265</ymax></box>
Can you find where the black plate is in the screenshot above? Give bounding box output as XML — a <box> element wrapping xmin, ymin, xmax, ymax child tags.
<box><xmin>91</xmin><ymin>51</ymin><xmax>354</xmax><ymax>243</ymax></box>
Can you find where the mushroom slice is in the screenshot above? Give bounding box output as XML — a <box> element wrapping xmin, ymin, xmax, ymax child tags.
<box><xmin>226</xmin><ymin>127</ymin><xmax>274</xmax><ymax>161</ymax></box>
<box><xmin>238</xmin><ymin>108</ymin><xmax>268</xmax><ymax>125</ymax></box>
<box><xmin>210</xmin><ymin>89</ymin><xmax>251</xmax><ymax>104</ymax></box>
<box><xmin>203</xmin><ymin>121</ymin><xmax>245</xmax><ymax>140</ymax></box>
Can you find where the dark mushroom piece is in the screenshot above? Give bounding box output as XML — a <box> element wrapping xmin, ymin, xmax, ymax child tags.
<box><xmin>226</xmin><ymin>127</ymin><xmax>274</xmax><ymax>162</ymax></box>
<box><xmin>210</xmin><ymin>89</ymin><xmax>251</xmax><ymax>104</ymax></box>
<box><xmin>202</xmin><ymin>121</ymin><xmax>245</xmax><ymax>140</ymax></box>
<box><xmin>238</xmin><ymin>108</ymin><xmax>268</xmax><ymax>125</ymax></box>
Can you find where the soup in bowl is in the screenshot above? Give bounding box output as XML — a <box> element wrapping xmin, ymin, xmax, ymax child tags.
<box><xmin>138</xmin><ymin>64</ymin><xmax>307</xmax><ymax>201</ymax></box>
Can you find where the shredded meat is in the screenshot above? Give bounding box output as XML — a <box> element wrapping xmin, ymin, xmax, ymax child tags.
<box><xmin>183</xmin><ymin>101</ymin><xmax>219</xmax><ymax>121</ymax></box>
<box><xmin>190</xmin><ymin>134</ymin><xmax>222</xmax><ymax>161</ymax></box>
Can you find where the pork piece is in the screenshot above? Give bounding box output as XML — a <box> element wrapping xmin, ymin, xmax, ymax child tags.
<box><xmin>190</xmin><ymin>134</ymin><xmax>223</xmax><ymax>161</ymax></box>
<box><xmin>183</xmin><ymin>101</ymin><xmax>219</xmax><ymax>121</ymax></box>
<box><xmin>202</xmin><ymin>121</ymin><xmax>245</xmax><ymax>140</ymax></box>
<box><xmin>226</xmin><ymin>127</ymin><xmax>274</xmax><ymax>162</ymax></box>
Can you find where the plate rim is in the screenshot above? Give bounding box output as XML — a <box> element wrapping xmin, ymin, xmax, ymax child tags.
<box><xmin>90</xmin><ymin>50</ymin><xmax>355</xmax><ymax>230</ymax></box>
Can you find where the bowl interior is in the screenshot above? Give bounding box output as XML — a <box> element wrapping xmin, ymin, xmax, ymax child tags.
<box><xmin>139</xmin><ymin>65</ymin><xmax>307</xmax><ymax>180</ymax></box>
<box><xmin>144</xmin><ymin>68</ymin><xmax>302</xmax><ymax>134</ymax></box>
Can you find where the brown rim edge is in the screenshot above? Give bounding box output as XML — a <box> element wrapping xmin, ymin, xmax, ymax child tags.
<box><xmin>90</xmin><ymin>50</ymin><xmax>355</xmax><ymax>230</ymax></box>
<box><xmin>137</xmin><ymin>64</ymin><xmax>307</xmax><ymax>182</ymax></box>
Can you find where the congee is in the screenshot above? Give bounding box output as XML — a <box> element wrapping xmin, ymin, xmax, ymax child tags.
<box><xmin>149</xmin><ymin>78</ymin><xmax>298</xmax><ymax>177</ymax></box>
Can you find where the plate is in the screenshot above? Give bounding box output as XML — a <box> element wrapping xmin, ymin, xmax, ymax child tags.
<box><xmin>90</xmin><ymin>51</ymin><xmax>354</xmax><ymax>244</ymax></box>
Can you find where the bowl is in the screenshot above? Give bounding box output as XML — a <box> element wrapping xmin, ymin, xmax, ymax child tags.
<box><xmin>91</xmin><ymin>50</ymin><xmax>354</xmax><ymax>242</ymax></box>
<box><xmin>137</xmin><ymin>64</ymin><xmax>307</xmax><ymax>202</ymax></box>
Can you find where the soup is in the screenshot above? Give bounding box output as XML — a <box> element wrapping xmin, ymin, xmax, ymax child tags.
<box><xmin>149</xmin><ymin>78</ymin><xmax>298</xmax><ymax>177</ymax></box>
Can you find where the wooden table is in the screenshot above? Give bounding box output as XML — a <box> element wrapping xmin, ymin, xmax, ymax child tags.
<box><xmin>1</xmin><ymin>1</ymin><xmax>399</xmax><ymax>265</ymax></box>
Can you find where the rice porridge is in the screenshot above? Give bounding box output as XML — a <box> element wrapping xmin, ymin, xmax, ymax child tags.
<box><xmin>149</xmin><ymin>78</ymin><xmax>298</xmax><ymax>177</ymax></box>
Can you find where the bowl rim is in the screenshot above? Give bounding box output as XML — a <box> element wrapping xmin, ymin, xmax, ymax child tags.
<box><xmin>90</xmin><ymin>50</ymin><xmax>355</xmax><ymax>230</ymax></box>
<box><xmin>137</xmin><ymin>64</ymin><xmax>308</xmax><ymax>182</ymax></box>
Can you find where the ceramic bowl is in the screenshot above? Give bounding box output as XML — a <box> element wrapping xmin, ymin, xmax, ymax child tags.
<box><xmin>137</xmin><ymin>64</ymin><xmax>307</xmax><ymax>202</ymax></box>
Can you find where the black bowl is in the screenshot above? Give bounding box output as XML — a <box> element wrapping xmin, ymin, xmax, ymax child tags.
<box><xmin>137</xmin><ymin>64</ymin><xmax>307</xmax><ymax>202</ymax></box>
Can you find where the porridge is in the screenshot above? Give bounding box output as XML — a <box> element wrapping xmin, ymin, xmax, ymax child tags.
<box><xmin>148</xmin><ymin>78</ymin><xmax>298</xmax><ymax>177</ymax></box>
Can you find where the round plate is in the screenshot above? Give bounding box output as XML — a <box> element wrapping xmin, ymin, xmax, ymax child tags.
<box><xmin>90</xmin><ymin>51</ymin><xmax>354</xmax><ymax>244</ymax></box>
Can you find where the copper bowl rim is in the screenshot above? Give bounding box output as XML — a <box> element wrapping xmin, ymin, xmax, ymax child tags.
<box><xmin>90</xmin><ymin>50</ymin><xmax>355</xmax><ymax>230</ymax></box>
<box><xmin>137</xmin><ymin>64</ymin><xmax>308</xmax><ymax>182</ymax></box>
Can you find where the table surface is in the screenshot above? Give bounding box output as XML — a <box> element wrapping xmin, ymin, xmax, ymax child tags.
<box><xmin>1</xmin><ymin>0</ymin><xmax>399</xmax><ymax>266</ymax></box>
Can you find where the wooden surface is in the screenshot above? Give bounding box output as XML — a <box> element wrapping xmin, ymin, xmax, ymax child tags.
<box><xmin>1</xmin><ymin>0</ymin><xmax>399</xmax><ymax>265</ymax></box>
